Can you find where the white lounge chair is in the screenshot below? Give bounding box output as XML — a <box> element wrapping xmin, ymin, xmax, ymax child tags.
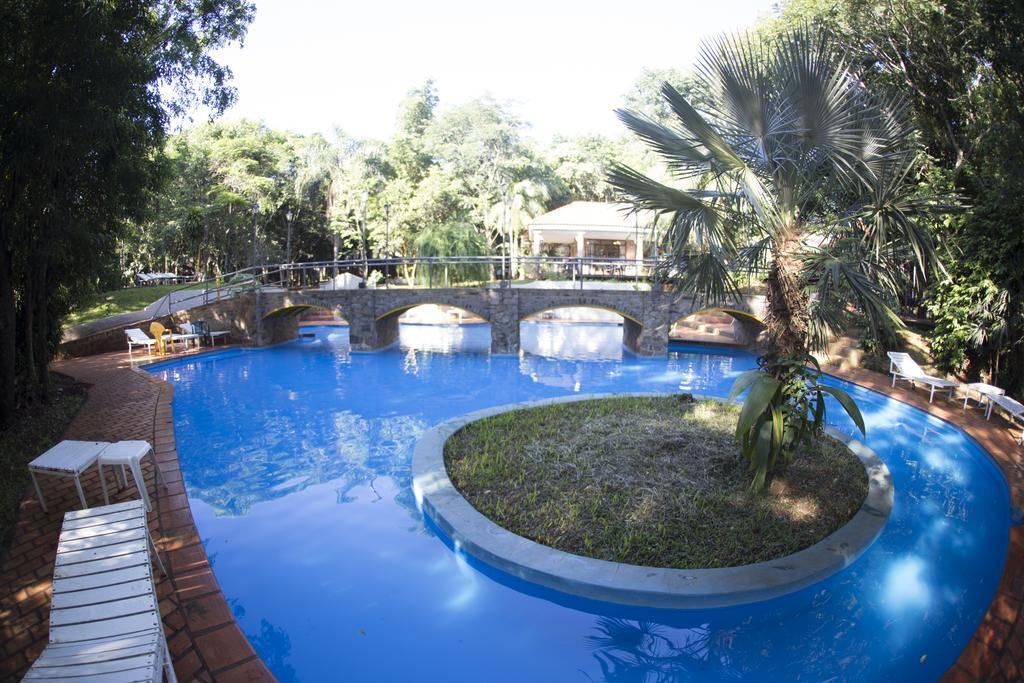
<box><xmin>125</xmin><ymin>328</ymin><xmax>157</xmax><ymax>355</ymax></box>
<box><xmin>193</xmin><ymin>319</ymin><xmax>230</xmax><ymax>346</ymax></box>
<box><xmin>22</xmin><ymin>500</ymin><xmax>176</xmax><ymax>683</ymax></box>
<box><xmin>175</xmin><ymin>323</ymin><xmax>203</xmax><ymax>350</ymax></box>
<box><xmin>986</xmin><ymin>394</ymin><xmax>1024</xmax><ymax>445</ymax></box>
<box><xmin>887</xmin><ymin>352</ymin><xmax>959</xmax><ymax>403</ymax></box>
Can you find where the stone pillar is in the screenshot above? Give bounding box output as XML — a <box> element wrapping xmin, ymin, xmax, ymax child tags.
<box><xmin>575</xmin><ymin>231</ymin><xmax>585</xmax><ymax>257</ymax></box>
<box><xmin>622</xmin><ymin>291</ymin><xmax>671</xmax><ymax>356</ymax></box>
<box><xmin>347</xmin><ymin>308</ymin><xmax>400</xmax><ymax>351</ymax></box>
<box><xmin>730</xmin><ymin>316</ymin><xmax>765</xmax><ymax>347</ymax></box>
<box><xmin>489</xmin><ymin>288</ymin><xmax>520</xmax><ymax>354</ymax></box>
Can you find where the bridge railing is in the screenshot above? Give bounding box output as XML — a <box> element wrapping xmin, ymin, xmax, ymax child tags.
<box><xmin>275</xmin><ymin>255</ymin><xmax>661</xmax><ymax>289</ymax></box>
<box><xmin>148</xmin><ymin>254</ymin><xmax>767</xmax><ymax>318</ymax></box>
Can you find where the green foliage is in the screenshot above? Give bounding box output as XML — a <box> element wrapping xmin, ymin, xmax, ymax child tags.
<box><xmin>611</xmin><ymin>26</ymin><xmax>940</xmax><ymax>491</ymax></box>
<box><xmin>729</xmin><ymin>355</ymin><xmax>865</xmax><ymax>492</ymax></box>
<box><xmin>411</xmin><ymin>222</ymin><xmax>491</xmax><ymax>285</ymax></box>
<box><xmin>0</xmin><ymin>0</ymin><xmax>253</xmax><ymax>424</ymax></box>
<box><xmin>610</xmin><ymin>27</ymin><xmax>950</xmax><ymax>350</ymax></box>
<box><xmin>770</xmin><ymin>0</ymin><xmax>1024</xmax><ymax>392</ymax></box>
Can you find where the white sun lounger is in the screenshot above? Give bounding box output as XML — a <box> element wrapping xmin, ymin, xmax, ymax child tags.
<box><xmin>887</xmin><ymin>352</ymin><xmax>959</xmax><ymax>403</ymax></box>
<box><xmin>175</xmin><ymin>323</ymin><xmax>203</xmax><ymax>350</ymax></box>
<box><xmin>126</xmin><ymin>328</ymin><xmax>158</xmax><ymax>355</ymax></box>
<box><xmin>22</xmin><ymin>500</ymin><xmax>176</xmax><ymax>683</ymax></box>
<box><xmin>986</xmin><ymin>394</ymin><xmax>1024</xmax><ymax>445</ymax></box>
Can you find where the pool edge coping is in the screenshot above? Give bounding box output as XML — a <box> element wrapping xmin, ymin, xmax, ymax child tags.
<box><xmin>133</xmin><ymin>350</ymin><xmax>277</xmax><ymax>681</ymax></box>
<box><xmin>123</xmin><ymin>343</ymin><xmax>1023</xmax><ymax>680</ymax></box>
<box><xmin>412</xmin><ymin>392</ymin><xmax>893</xmax><ymax>609</ymax></box>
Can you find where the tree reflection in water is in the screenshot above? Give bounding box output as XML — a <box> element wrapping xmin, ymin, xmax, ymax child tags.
<box><xmin>584</xmin><ymin>618</ymin><xmax>742</xmax><ymax>682</ymax></box>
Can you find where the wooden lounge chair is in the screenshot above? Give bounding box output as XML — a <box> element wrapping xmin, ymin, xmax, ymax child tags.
<box><xmin>125</xmin><ymin>328</ymin><xmax>158</xmax><ymax>356</ymax></box>
<box><xmin>986</xmin><ymin>394</ymin><xmax>1024</xmax><ymax>445</ymax></box>
<box><xmin>887</xmin><ymin>352</ymin><xmax>959</xmax><ymax>403</ymax></box>
<box><xmin>22</xmin><ymin>500</ymin><xmax>176</xmax><ymax>682</ymax></box>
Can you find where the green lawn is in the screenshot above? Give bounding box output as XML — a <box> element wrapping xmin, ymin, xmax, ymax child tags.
<box><xmin>445</xmin><ymin>396</ymin><xmax>868</xmax><ymax>569</ymax></box>
<box><xmin>64</xmin><ymin>285</ymin><xmax>187</xmax><ymax>328</ymax></box>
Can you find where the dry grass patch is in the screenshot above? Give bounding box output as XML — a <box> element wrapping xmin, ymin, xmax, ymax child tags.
<box><xmin>444</xmin><ymin>396</ymin><xmax>868</xmax><ymax>569</ymax></box>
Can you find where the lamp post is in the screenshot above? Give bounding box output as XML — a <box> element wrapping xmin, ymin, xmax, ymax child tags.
<box><xmin>285</xmin><ymin>208</ymin><xmax>294</xmax><ymax>263</ymax></box>
<box><xmin>500</xmin><ymin>182</ymin><xmax>509</xmax><ymax>283</ymax></box>
<box><xmin>250</xmin><ymin>202</ymin><xmax>259</xmax><ymax>268</ymax></box>
<box><xmin>360</xmin><ymin>189</ymin><xmax>369</xmax><ymax>281</ymax></box>
<box><xmin>383</xmin><ymin>201</ymin><xmax>391</xmax><ymax>288</ymax></box>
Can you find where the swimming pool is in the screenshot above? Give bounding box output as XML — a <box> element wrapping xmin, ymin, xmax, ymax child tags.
<box><xmin>150</xmin><ymin>323</ymin><xmax>1009</xmax><ymax>681</ymax></box>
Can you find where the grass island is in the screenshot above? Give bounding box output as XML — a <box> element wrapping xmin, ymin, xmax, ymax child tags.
<box><xmin>444</xmin><ymin>395</ymin><xmax>869</xmax><ymax>569</ymax></box>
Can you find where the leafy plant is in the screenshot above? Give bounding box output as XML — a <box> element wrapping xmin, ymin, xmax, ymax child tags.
<box><xmin>412</xmin><ymin>221</ymin><xmax>491</xmax><ymax>285</ymax></box>
<box><xmin>729</xmin><ymin>355</ymin><xmax>865</xmax><ymax>492</ymax></box>
<box><xmin>609</xmin><ymin>26</ymin><xmax>952</xmax><ymax>490</ymax></box>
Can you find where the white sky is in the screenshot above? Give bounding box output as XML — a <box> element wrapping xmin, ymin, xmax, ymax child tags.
<box><xmin>203</xmin><ymin>0</ymin><xmax>777</xmax><ymax>143</ymax></box>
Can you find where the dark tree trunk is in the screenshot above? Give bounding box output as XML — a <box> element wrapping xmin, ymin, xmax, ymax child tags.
<box><xmin>31</xmin><ymin>254</ymin><xmax>52</xmax><ymax>402</ymax></box>
<box><xmin>763</xmin><ymin>228</ymin><xmax>810</xmax><ymax>365</ymax></box>
<box><xmin>0</xmin><ymin>240</ymin><xmax>15</xmax><ymax>427</ymax></box>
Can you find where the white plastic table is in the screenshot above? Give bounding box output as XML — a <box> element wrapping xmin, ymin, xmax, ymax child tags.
<box><xmin>98</xmin><ymin>440</ymin><xmax>166</xmax><ymax>512</ymax></box>
<box><xmin>28</xmin><ymin>441</ymin><xmax>110</xmax><ymax>512</ymax></box>
<box><xmin>962</xmin><ymin>382</ymin><xmax>1006</xmax><ymax>411</ymax></box>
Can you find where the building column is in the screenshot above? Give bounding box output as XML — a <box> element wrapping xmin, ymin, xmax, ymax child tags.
<box><xmin>531</xmin><ymin>230</ymin><xmax>543</xmax><ymax>256</ymax></box>
<box><xmin>575</xmin><ymin>231</ymin><xmax>586</xmax><ymax>276</ymax></box>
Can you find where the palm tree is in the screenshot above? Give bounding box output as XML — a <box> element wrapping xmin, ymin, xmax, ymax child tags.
<box><xmin>609</xmin><ymin>27</ymin><xmax>953</xmax><ymax>489</ymax></box>
<box><xmin>485</xmin><ymin>178</ymin><xmax>550</xmax><ymax>276</ymax></box>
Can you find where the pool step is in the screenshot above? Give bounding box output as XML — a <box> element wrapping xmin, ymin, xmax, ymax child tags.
<box><xmin>670</xmin><ymin>314</ymin><xmax>742</xmax><ymax>345</ymax></box>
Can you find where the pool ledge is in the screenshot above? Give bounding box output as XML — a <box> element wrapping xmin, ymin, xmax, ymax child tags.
<box><xmin>412</xmin><ymin>392</ymin><xmax>893</xmax><ymax>609</ymax></box>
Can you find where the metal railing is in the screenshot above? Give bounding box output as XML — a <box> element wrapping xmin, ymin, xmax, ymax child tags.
<box><xmin>145</xmin><ymin>254</ymin><xmax>768</xmax><ymax>319</ymax></box>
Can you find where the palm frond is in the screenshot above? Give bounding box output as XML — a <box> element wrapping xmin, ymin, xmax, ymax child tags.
<box><xmin>659</xmin><ymin>84</ymin><xmax>779</xmax><ymax>230</ymax></box>
<box><xmin>613</xmin><ymin>109</ymin><xmax>712</xmax><ymax>172</ymax></box>
<box><xmin>609</xmin><ymin>164</ymin><xmax>731</xmax><ymax>249</ymax></box>
<box><xmin>801</xmin><ymin>248</ymin><xmax>904</xmax><ymax>348</ymax></box>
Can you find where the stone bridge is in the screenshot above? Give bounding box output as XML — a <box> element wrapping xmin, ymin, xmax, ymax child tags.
<box><xmin>196</xmin><ymin>287</ymin><xmax>767</xmax><ymax>356</ymax></box>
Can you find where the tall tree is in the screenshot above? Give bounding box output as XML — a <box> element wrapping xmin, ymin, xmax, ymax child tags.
<box><xmin>769</xmin><ymin>0</ymin><xmax>1024</xmax><ymax>393</ymax></box>
<box><xmin>610</xmin><ymin>27</ymin><xmax>952</xmax><ymax>489</ymax></box>
<box><xmin>0</xmin><ymin>0</ymin><xmax>253</xmax><ymax>425</ymax></box>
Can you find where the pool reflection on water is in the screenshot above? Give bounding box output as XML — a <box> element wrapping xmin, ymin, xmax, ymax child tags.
<box><xmin>151</xmin><ymin>323</ymin><xmax>1009</xmax><ymax>682</ymax></box>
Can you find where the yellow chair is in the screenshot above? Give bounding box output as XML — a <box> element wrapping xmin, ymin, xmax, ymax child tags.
<box><xmin>150</xmin><ymin>321</ymin><xmax>168</xmax><ymax>356</ymax></box>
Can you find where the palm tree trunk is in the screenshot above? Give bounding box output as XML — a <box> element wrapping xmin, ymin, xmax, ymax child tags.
<box><xmin>763</xmin><ymin>228</ymin><xmax>810</xmax><ymax>364</ymax></box>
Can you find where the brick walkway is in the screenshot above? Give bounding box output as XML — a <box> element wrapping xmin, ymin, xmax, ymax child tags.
<box><xmin>0</xmin><ymin>350</ymin><xmax>1021</xmax><ymax>681</ymax></box>
<box><xmin>0</xmin><ymin>349</ymin><xmax>272</xmax><ymax>682</ymax></box>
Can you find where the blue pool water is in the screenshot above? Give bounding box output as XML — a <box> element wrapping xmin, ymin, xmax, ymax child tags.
<box><xmin>150</xmin><ymin>323</ymin><xmax>1009</xmax><ymax>682</ymax></box>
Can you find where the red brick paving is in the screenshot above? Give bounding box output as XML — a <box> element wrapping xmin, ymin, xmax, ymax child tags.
<box><xmin>0</xmin><ymin>348</ymin><xmax>273</xmax><ymax>682</ymax></box>
<box><xmin>1</xmin><ymin>347</ymin><xmax>1022</xmax><ymax>681</ymax></box>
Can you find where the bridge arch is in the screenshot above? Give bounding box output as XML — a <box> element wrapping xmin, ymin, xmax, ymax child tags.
<box><xmin>670</xmin><ymin>307</ymin><xmax>765</xmax><ymax>347</ymax></box>
<box><xmin>516</xmin><ymin>303</ymin><xmax>647</xmax><ymax>357</ymax></box>
<box><xmin>262</xmin><ymin>303</ymin><xmax>349</xmax><ymax>322</ymax></box>
<box><xmin>518</xmin><ymin>304</ymin><xmax>639</xmax><ymax>325</ymax></box>
<box><xmin>374</xmin><ymin>302</ymin><xmax>491</xmax><ymax>324</ymax></box>
<box><xmin>258</xmin><ymin>303</ymin><xmax>350</xmax><ymax>346</ymax></box>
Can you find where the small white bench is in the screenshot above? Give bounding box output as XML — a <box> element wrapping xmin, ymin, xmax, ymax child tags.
<box><xmin>23</xmin><ymin>500</ymin><xmax>176</xmax><ymax>682</ymax></box>
<box><xmin>98</xmin><ymin>441</ymin><xmax>168</xmax><ymax>513</ymax></box>
<box><xmin>986</xmin><ymin>394</ymin><xmax>1024</xmax><ymax>445</ymax></box>
<box><xmin>28</xmin><ymin>441</ymin><xmax>109</xmax><ymax>511</ymax></box>
<box><xmin>961</xmin><ymin>382</ymin><xmax>1005</xmax><ymax>410</ymax></box>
